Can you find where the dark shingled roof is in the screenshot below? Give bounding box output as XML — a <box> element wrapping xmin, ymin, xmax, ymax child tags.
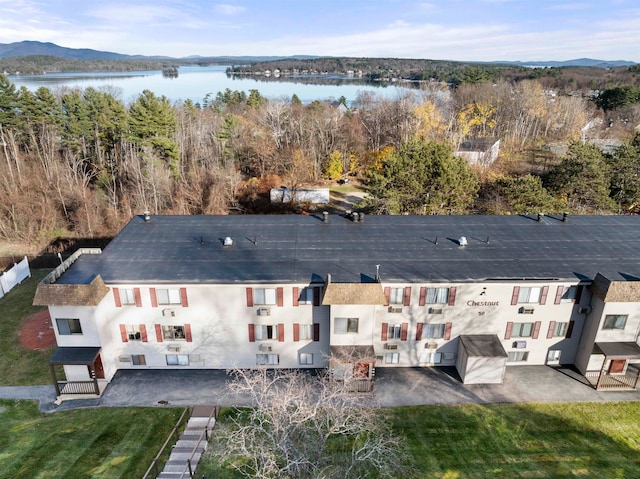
<box><xmin>50</xmin><ymin>347</ymin><xmax>101</xmax><ymax>365</ymax></box>
<box><xmin>53</xmin><ymin>214</ymin><xmax>640</xmax><ymax>285</ymax></box>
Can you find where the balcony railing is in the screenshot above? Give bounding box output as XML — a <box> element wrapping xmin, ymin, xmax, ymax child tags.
<box><xmin>57</xmin><ymin>380</ymin><xmax>100</xmax><ymax>395</ymax></box>
<box><xmin>585</xmin><ymin>366</ymin><xmax>640</xmax><ymax>391</ymax></box>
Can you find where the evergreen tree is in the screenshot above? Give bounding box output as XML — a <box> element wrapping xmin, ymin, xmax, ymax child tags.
<box><xmin>0</xmin><ymin>74</ymin><xmax>20</xmax><ymax>129</ymax></box>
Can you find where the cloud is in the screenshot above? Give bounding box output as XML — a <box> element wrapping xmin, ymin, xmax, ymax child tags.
<box><xmin>214</xmin><ymin>3</ymin><xmax>246</xmax><ymax>15</ymax></box>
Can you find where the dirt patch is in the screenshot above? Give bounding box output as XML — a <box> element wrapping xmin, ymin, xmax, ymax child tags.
<box><xmin>19</xmin><ymin>309</ymin><xmax>56</xmax><ymax>351</ymax></box>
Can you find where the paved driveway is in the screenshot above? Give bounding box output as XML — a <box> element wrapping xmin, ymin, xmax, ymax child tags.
<box><xmin>21</xmin><ymin>365</ymin><xmax>639</xmax><ymax>412</ymax></box>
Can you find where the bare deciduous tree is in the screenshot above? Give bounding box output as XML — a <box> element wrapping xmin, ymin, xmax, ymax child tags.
<box><xmin>209</xmin><ymin>368</ymin><xmax>404</xmax><ymax>479</ymax></box>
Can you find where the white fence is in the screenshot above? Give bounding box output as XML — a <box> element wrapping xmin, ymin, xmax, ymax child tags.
<box><xmin>0</xmin><ymin>256</ymin><xmax>31</xmax><ymax>299</ymax></box>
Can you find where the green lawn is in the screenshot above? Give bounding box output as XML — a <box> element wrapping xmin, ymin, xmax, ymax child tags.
<box><xmin>0</xmin><ymin>399</ymin><xmax>184</xmax><ymax>479</ymax></box>
<box><xmin>0</xmin><ymin>269</ymin><xmax>52</xmax><ymax>385</ymax></box>
<box><xmin>198</xmin><ymin>402</ymin><xmax>640</xmax><ymax>478</ymax></box>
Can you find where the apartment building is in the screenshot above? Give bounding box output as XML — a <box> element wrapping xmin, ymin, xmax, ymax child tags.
<box><xmin>34</xmin><ymin>213</ymin><xmax>640</xmax><ymax>397</ymax></box>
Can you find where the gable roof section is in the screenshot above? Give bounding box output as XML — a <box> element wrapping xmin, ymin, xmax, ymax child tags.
<box><xmin>322</xmin><ymin>283</ymin><xmax>386</xmax><ymax>305</ymax></box>
<box><xmin>590</xmin><ymin>273</ymin><xmax>640</xmax><ymax>302</ymax></box>
<box><xmin>33</xmin><ymin>274</ymin><xmax>110</xmax><ymax>306</ymax></box>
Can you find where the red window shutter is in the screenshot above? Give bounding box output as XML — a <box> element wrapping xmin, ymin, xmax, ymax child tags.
<box><xmin>248</xmin><ymin>324</ymin><xmax>255</xmax><ymax>342</ymax></box>
<box><xmin>381</xmin><ymin>322</ymin><xmax>388</xmax><ymax>341</ymax></box>
<box><xmin>246</xmin><ymin>288</ymin><xmax>253</xmax><ymax>307</ymax></box>
<box><xmin>554</xmin><ymin>286</ymin><xmax>564</xmax><ymax>305</ymax></box>
<box><xmin>448</xmin><ymin>287</ymin><xmax>457</xmax><ymax>306</ymax></box>
<box><xmin>293</xmin><ymin>323</ymin><xmax>300</xmax><ymax>341</ymax></box>
<box><xmin>292</xmin><ymin>287</ymin><xmax>299</xmax><ymax>307</ymax></box>
<box><xmin>419</xmin><ymin>287</ymin><xmax>427</xmax><ymax>306</ymax></box>
<box><xmin>313</xmin><ymin>287</ymin><xmax>321</xmax><ymax>306</ymax></box>
<box><xmin>401</xmin><ymin>323</ymin><xmax>408</xmax><ymax>341</ymax></box>
<box><xmin>155</xmin><ymin>324</ymin><xmax>163</xmax><ymax>342</ymax></box>
<box><xmin>278</xmin><ymin>323</ymin><xmax>285</xmax><ymax>342</ymax></box>
<box><xmin>276</xmin><ymin>288</ymin><xmax>284</xmax><ymax>307</ymax></box>
<box><xmin>185</xmin><ymin>324</ymin><xmax>192</xmax><ymax>342</ymax></box>
<box><xmin>416</xmin><ymin>323</ymin><xmax>424</xmax><ymax>340</ymax></box>
<box><xmin>403</xmin><ymin>287</ymin><xmax>411</xmax><ymax>306</ymax></box>
<box><xmin>313</xmin><ymin>323</ymin><xmax>320</xmax><ymax>341</ymax></box>
<box><xmin>180</xmin><ymin>288</ymin><xmax>189</xmax><ymax>307</ymax></box>
<box><xmin>113</xmin><ymin>288</ymin><xmax>122</xmax><ymax>307</ymax></box>
<box><xmin>511</xmin><ymin>287</ymin><xmax>520</xmax><ymax>306</ymax></box>
<box><xmin>444</xmin><ymin>322</ymin><xmax>452</xmax><ymax>340</ymax></box>
<box><xmin>384</xmin><ymin>287</ymin><xmax>390</xmax><ymax>306</ymax></box>
<box><xmin>134</xmin><ymin>288</ymin><xmax>142</xmax><ymax>307</ymax></box>
<box><xmin>547</xmin><ymin>321</ymin><xmax>556</xmax><ymax>339</ymax></box>
<box><xmin>150</xmin><ymin>288</ymin><xmax>158</xmax><ymax>308</ymax></box>
<box><xmin>505</xmin><ymin>322</ymin><xmax>514</xmax><ymax>340</ymax></box>
<box><xmin>532</xmin><ymin>321</ymin><xmax>541</xmax><ymax>339</ymax></box>
<box><xmin>119</xmin><ymin>324</ymin><xmax>128</xmax><ymax>342</ymax></box>
<box><xmin>140</xmin><ymin>324</ymin><xmax>148</xmax><ymax>342</ymax></box>
<box><xmin>539</xmin><ymin>286</ymin><xmax>549</xmax><ymax>305</ymax></box>
<box><xmin>566</xmin><ymin>321</ymin><xmax>575</xmax><ymax>338</ymax></box>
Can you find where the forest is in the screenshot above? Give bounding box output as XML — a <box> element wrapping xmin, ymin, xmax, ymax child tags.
<box><xmin>0</xmin><ymin>71</ymin><xmax>639</xmax><ymax>250</ymax></box>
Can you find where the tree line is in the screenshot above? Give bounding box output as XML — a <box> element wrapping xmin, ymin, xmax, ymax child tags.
<box><xmin>0</xmin><ymin>73</ymin><xmax>639</xmax><ymax>246</ymax></box>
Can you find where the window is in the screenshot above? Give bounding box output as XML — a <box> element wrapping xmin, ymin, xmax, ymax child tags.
<box><xmin>299</xmin><ymin>353</ymin><xmax>314</xmax><ymax>365</ymax></box>
<box><xmin>255</xmin><ymin>288</ymin><xmax>277</xmax><ymax>305</ymax></box>
<box><xmin>132</xmin><ymin>354</ymin><xmax>146</xmax><ymax>365</ymax></box>
<box><xmin>562</xmin><ymin>286</ymin><xmax>577</xmax><ymax>302</ymax></box>
<box><xmin>518</xmin><ymin>287</ymin><xmax>541</xmax><ymax>304</ymax></box>
<box><xmin>388</xmin><ymin>324</ymin><xmax>402</xmax><ymax>339</ymax></box>
<box><xmin>125</xmin><ymin>324</ymin><xmax>142</xmax><ymax>341</ymax></box>
<box><xmin>299</xmin><ymin>324</ymin><xmax>314</xmax><ymax>340</ymax></box>
<box><xmin>157</xmin><ymin>288</ymin><xmax>181</xmax><ymax>305</ymax></box>
<box><xmin>56</xmin><ymin>318</ymin><xmax>82</xmax><ymax>335</ymax></box>
<box><xmin>256</xmin><ymin>353</ymin><xmax>279</xmax><ymax>365</ymax></box>
<box><xmin>255</xmin><ymin>324</ymin><xmax>278</xmax><ymax>340</ymax></box>
<box><xmin>512</xmin><ymin>322</ymin><xmax>534</xmax><ymax>338</ymax></box>
<box><xmin>299</xmin><ymin>288</ymin><xmax>313</xmax><ymax>305</ymax></box>
<box><xmin>547</xmin><ymin>350</ymin><xmax>561</xmax><ymax>362</ymax></box>
<box><xmin>389</xmin><ymin>288</ymin><xmax>404</xmax><ymax>305</ymax></box>
<box><xmin>421</xmin><ymin>323</ymin><xmax>445</xmax><ymax>339</ymax></box>
<box><xmin>335</xmin><ymin>318</ymin><xmax>359</xmax><ymax>334</ymax></box>
<box><xmin>162</xmin><ymin>325</ymin><xmax>186</xmax><ymax>340</ymax></box>
<box><xmin>121</xmin><ymin>288</ymin><xmax>136</xmax><ymax>305</ymax></box>
<box><xmin>420</xmin><ymin>352</ymin><xmax>442</xmax><ymax>364</ymax></box>
<box><xmin>166</xmin><ymin>354</ymin><xmax>189</xmax><ymax>365</ymax></box>
<box><xmin>385</xmin><ymin>352</ymin><xmax>399</xmax><ymax>364</ymax></box>
<box><xmin>426</xmin><ymin>288</ymin><xmax>449</xmax><ymax>304</ymax></box>
<box><xmin>507</xmin><ymin>351</ymin><xmax>529</xmax><ymax>362</ymax></box>
<box><xmin>553</xmin><ymin>322</ymin><xmax>568</xmax><ymax>337</ymax></box>
<box><xmin>603</xmin><ymin>315</ymin><xmax>628</xmax><ymax>330</ymax></box>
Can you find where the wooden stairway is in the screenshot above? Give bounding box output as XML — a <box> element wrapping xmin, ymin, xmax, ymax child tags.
<box><xmin>156</xmin><ymin>405</ymin><xmax>217</xmax><ymax>479</ymax></box>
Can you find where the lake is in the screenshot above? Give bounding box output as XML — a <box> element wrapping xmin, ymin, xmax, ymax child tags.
<box><xmin>8</xmin><ymin>65</ymin><xmax>414</xmax><ymax>106</ymax></box>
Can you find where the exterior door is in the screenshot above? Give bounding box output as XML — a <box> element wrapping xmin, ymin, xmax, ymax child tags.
<box><xmin>608</xmin><ymin>359</ymin><xmax>626</xmax><ymax>374</ymax></box>
<box><xmin>93</xmin><ymin>354</ymin><xmax>105</xmax><ymax>379</ymax></box>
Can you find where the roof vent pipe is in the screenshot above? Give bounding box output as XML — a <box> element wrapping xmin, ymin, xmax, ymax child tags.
<box><xmin>223</xmin><ymin>236</ymin><xmax>233</xmax><ymax>246</ymax></box>
<box><xmin>352</xmin><ymin>211</ymin><xmax>359</xmax><ymax>223</ymax></box>
<box><xmin>458</xmin><ymin>236</ymin><xmax>468</xmax><ymax>246</ymax></box>
<box><xmin>358</xmin><ymin>212</ymin><xmax>365</xmax><ymax>223</ymax></box>
<box><xmin>143</xmin><ymin>210</ymin><xmax>151</xmax><ymax>222</ymax></box>
<box><xmin>563</xmin><ymin>212</ymin><xmax>568</xmax><ymax>222</ymax></box>
<box><xmin>322</xmin><ymin>211</ymin><xmax>329</xmax><ymax>223</ymax></box>
<box><xmin>537</xmin><ymin>213</ymin><xmax>544</xmax><ymax>222</ymax></box>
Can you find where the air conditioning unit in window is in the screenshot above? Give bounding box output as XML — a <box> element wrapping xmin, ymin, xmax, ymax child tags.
<box><xmin>260</xmin><ymin>344</ymin><xmax>273</xmax><ymax>352</ymax></box>
<box><xmin>163</xmin><ymin>308</ymin><xmax>176</xmax><ymax>317</ymax></box>
<box><xmin>384</xmin><ymin>343</ymin><xmax>398</xmax><ymax>350</ymax></box>
<box><xmin>513</xmin><ymin>341</ymin><xmax>527</xmax><ymax>349</ymax></box>
<box><xmin>579</xmin><ymin>306</ymin><xmax>592</xmax><ymax>314</ymax></box>
<box><xmin>118</xmin><ymin>356</ymin><xmax>131</xmax><ymax>362</ymax></box>
<box><xmin>388</xmin><ymin>306</ymin><xmax>403</xmax><ymax>313</ymax></box>
<box><xmin>375</xmin><ymin>355</ymin><xmax>384</xmax><ymax>361</ymax></box>
<box><xmin>426</xmin><ymin>342</ymin><xmax>438</xmax><ymax>350</ymax></box>
<box><xmin>257</xmin><ymin>307</ymin><xmax>271</xmax><ymax>316</ymax></box>
<box><xmin>429</xmin><ymin>307</ymin><xmax>443</xmax><ymax>314</ymax></box>
<box><xmin>167</xmin><ymin>344</ymin><xmax>181</xmax><ymax>352</ymax></box>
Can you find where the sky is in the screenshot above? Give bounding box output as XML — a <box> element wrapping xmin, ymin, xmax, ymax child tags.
<box><xmin>0</xmin><ymin>0</ymin><xmax>638</xmax><ymax>62</ymax></box>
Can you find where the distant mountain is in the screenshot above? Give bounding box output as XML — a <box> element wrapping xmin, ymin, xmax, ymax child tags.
<box><xmin>0</xmin><ymin>40</ymin><xmax>158</xmax><ymax>60</ymax></box>
<box><xmin>495</xmin><ymin>58</ymin><xmax>636</xmax><ymax>68</ymax></box>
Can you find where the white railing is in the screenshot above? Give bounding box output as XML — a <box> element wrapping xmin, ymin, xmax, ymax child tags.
<box><xmin>0</xmin><ymin>256</ymin><xmax>30</xmax><ymax>299</ymax></box>
<box><xmin>40</xmin><ymin>248</ymin><xmax>102</xmax><ymax>285</ymax></box>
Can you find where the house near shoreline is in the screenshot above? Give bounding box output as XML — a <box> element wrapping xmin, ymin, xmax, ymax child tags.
<box><xmin>34</xmin><ymin>213</ymin><xmax>640</xmax><ymax>399</ymax></box>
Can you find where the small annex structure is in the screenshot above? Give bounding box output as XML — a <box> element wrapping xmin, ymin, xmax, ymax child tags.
<box><xmin>34</xmin><ymin>213</ymin><xmax>640</xmax><ymax>399</ymax></box>
<box><xmin>455</xmin><ymin>137</ymin><xmax>500</xmax><ymax>167</ymax></box>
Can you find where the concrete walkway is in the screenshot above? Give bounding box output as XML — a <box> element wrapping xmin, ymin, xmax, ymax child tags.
<box><xmin>2</xmin><ymin>366</ymin><xmax>640</xmax><ymax>412</ymax></box>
